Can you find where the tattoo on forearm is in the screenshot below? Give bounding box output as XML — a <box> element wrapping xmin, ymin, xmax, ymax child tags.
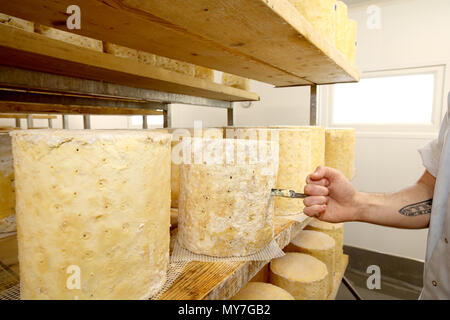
<box><xmin>399</xmin><ymin>199</ymin><xmax>433</xmax><ymax>216</ymax></box>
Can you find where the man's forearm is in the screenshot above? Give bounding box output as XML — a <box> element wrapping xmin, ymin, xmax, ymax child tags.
<box><xmin>353</xmin><ymin>171</ymin><xmax>435</xmax><ymax>229</ymax></box>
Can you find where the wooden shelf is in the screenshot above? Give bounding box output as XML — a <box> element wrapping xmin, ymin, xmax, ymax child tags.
<box><xmin>0</xmin><ymin>24</ymin><xmax>259</xmax><ymax>103</ymax></box>
<box><xmin>0</xmin><ymin>0</ymin><xmax>359</xmax><ymax>87</ymax></box>
<box><xmin>160</xmin><ymin>215</ymin><xmax>311</xmax><ymax>300</ymax></box>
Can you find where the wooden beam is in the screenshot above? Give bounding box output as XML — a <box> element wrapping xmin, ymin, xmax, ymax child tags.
<box><xmin>0</xmin><ymin>25</ymin><xmax>259</xmax><ymax>102</ymax></box>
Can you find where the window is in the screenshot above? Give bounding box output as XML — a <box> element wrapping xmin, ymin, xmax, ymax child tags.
<box><xmin>320</xmin><ymin>65</ymin><xmax>445</xmax><ymax>133</ymax></box>
<box><xmin>129</xmin><ymin>115</ymin><xmax>164</xmax><ymax>129</ymax></box>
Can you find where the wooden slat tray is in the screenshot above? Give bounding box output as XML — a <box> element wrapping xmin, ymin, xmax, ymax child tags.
<box><xmin>0</xmin><ymin>24</ymin><xmax>259</xmax><ymax>103</ymax></box>
<box><xmin>0</xmin><ymin>0</ymin><xmax>359</xmax><ymax>86</ymax></box>
<box><xmin>160</xmin><ymin>215</ymin><xmax>311</xmax><ymax>300</ymax></box>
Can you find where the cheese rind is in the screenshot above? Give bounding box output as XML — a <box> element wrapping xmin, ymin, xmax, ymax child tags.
<box><xmin>325</xmin><ymin>128</ymin><xmax>355</xmax><ymax>180</ymax></box>
<box><xmin>35</xmin><ymin>25</ymin><xmax>103</xmax><ymax>52</ymax></box>
<box><xmin>286</xmin><ymin>230</ymin><xmax>335</xmax><ymax>294</ymax></box>
<box><xmin>11</xmin><ymin>130</ymin><xmax>171</xmax><ymax>300</ymax></box>
<box><xmin>270</xmin><ymin>252</ymin><xmax>328</xmax><ymax>300</ymax></box>
<box><xmin>335</xmin><ymin>1</ymin><xmax>348</xmax><ymax>56</ymax></box>
<box><xmin>0</xmin><ymin>132</ymin><xmax>15</xmax><ymax>233</ymax></box>
<box><xmin>194</xmin><ymin>66</ymin><xmax>215</xmax><ymax>81</ymax></box>
<box><xmin>231</xmin><ymin>282</ymin><xmax>295</xmax><ymax>300</ymax></box>
<box><xmin>178</xmin><ymin>138</ymin><xmax>278</xmax><ymax>257</ymax></box>
<box><xmin>222</xmin><ymin>73</ymin><xmax>250</xmax><ymax>91</ymax></box>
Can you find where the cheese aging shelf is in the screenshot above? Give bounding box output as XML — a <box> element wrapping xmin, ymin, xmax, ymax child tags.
<box><xmin>0</xmin><ymin>0</ymin><xmax>356</xmax><ymax>300</ymax></box>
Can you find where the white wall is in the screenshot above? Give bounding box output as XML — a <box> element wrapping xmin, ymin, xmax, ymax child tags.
<box><xmin>334</xmin><ymin>0</ymin><xmax>450</xmax><ymax>260</ymax></box>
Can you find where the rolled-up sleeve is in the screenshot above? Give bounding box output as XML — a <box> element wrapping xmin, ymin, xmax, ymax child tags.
<box><xmin>418</xmin><ymin>113</ymin><xmax>448</xmax><ymax>177</ymax></box>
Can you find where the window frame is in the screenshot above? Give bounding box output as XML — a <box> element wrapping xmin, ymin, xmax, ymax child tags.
<box><xmin>318</xmin><ymin>65</ymin><xmax>446</xmax><ymax>136</ymax></box>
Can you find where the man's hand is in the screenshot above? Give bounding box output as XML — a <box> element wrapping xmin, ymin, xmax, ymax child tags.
<box><xmin>303</xmin><ymin>166</ymin><xmax>359</xmax><ymax>223</ymax></box>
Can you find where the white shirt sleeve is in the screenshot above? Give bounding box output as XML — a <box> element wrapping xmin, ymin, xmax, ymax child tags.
<box><xmin>418</xmin><ymin>112</ymin><xmax>448</xmax><ymax>178</ymax></box>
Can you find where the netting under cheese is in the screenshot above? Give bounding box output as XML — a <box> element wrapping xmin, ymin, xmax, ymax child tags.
<box><xmin>177</xmin><ymin>138</ymin><xmax>279</xmax><ymax>257</ymax></box>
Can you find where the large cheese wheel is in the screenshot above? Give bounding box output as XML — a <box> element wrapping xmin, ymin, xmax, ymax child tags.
<box><xmin>0</xmin><ymin>13</ymin><xmax>33</xmax><ymax>32</ymax></box>
<box><xmin>35</xmin><ymin>25</ymin><xmax>103</xmax><ymax>52</ymax></box>
<box><xmin>169</xmin><ymin>128</ymin><xmax>222</xmax><ymax>208</ymax></box>
<box><xmin>335</xmin><ymin>1</ymin><xmax>348</xmax><ymax>56</ymax></box>
<box><xmin>178</xmin><ymin>138</ymin><xmax>278</xmax><ymax>257</ymax></box>
<box><xmin>103</xmin><ymin>42</ymin><xmax>138</xmax><ymax>59</ymax></box>
<box><xmin>0</xmin><ymin>132</ymin><xmax>15</xmax><ymax>233</ymax></box>
<box><xmin>286</xmin><ymin>230</ymin><xmax>335</xmax><ymax>294</ymax></box>
<box><xmin>305</xmin><ymin>218</ymin><xmax>344</xmax><ymax>270</ymax></box>
<box><xmin>289</xmin><ymin>0</ymin><xmax>337</xmax><ymax>46</ymax></box>
<box><xmin>222</xmin><ymin>73</ymin><xmax>250</xmax><ymax>91</ymax></box>
<box><xmin>11</xmin><ymin>130</ymin><xmax>171</xmax><ymax>300</ymax></box>
<box><xmin>154</xmin><ymin>56</ymin><xmax>195</xmax><ymax>77</ymax></box>
<box><xmin>231</xmin><ymin>282</ymin><xmax>295</xmax><ymax>300</ymax></box>
<box><xmin>194</xmin><ymin>66</ymin><xmax>215</xmax><ymax>81</ymax></box>
<box><xmin>270</xmin><ymin>252</ymin><xmax>329</xmax><ymax>300</ymax></box>
<box><xmin>325</xmin><ymin>128</ymin><xmax>355</xmax><ymax>180</ymax></box>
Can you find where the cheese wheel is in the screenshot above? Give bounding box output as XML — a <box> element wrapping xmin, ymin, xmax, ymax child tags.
<box><xmin>0</xmin><ymin>13</ymin><xmax>33</xmax><ymax>32</ymax></box>
<box><xmin>137</xmin><ymin>51</ymin><xmax>157</xmax><ymax>65</ymax></box>
<box><xmin>35</xmin><ymin>25</ymin><xmax>103</xmax><ymax>52</ymax></box>
<box><xmin>0</xmin><ymin>132</ymin><xmax>15</xmax><ymax>233</ymax></box>
<box><xmin>346</xmin><ymin>19</ymin><xmax>358</xmax><ymax>64</ymax></box>
<box><xmin>325</xmin><ymin>128</ymin><xmax>355</xmax><ymax>180</ymax></box>
<box><xmin>335</xmin><ymin>1</ymin><xmax>348</xmax><ymax>56</ymax></box>
<box><xmin>222</xmin><ymin>73</ymin><xmax>250</xmax><ymax>91</ymax></box>
<box><xmin>231</xmin><ymin>282</ymin><xmax>295</xmax><ymax>300</ymax></box>
<box><xmin>306</xmin><ymin>218</ymin><xmax>344</xmax><ymax>269</ymax></box>
<box><xmin>154</xmin><ymin>56</ymin><xmax>195</xmax><ymax>77</ymax></box>
<box><xmin>289</xmin><ymin>0</ymin><xmax>337</xmax><ymax>46</ymax></box>
<box><xmin>103</xmin><ymin>42</ymin><xmax>138</xmax><ymax>59</ymax></box>
<box><xmin>194</xmin><ymin>66</ymin><xmax>215</xmax><ymax>81</ymax></box>
<box><xmin>178</xmin><ymin>138</ymin><xmax>278</xmax><ymax>257</ymax></box>
<box><xmin>270</xmin><ymin>252</ymin><xmax>328</xmax><ymax>300</ymax></box>
<box><xmin>169</xmin><ymin>128</ymin><xmax>222</xmax><ymax>208</ymax></box>
<box><xmin>11</xmin><ymin>130</ymin><xmax>171</xmax><ymax>300</ymax></box>
<box><xmin>286</xmin><ymin>230</ymin><xmax>335</xmax><ymax>294</ymax></box>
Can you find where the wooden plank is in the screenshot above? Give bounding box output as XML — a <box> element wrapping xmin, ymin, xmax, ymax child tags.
<box><xmin>0</xmin><ymin>114</ymin><xmax>57</xmax><ymax>119</ymax></box>
<box><xmin>0</xmin><ymin>101</ymin><xmax>164</xmax><ymax>116</ymax></box>
<box><xmin>0</xmin><ymin>0</ymin><xmax>359</xmax><ymax>85</ymax></box>
<box><xmin>328</xmin><ymin>254</ymin><xmax>349</xmax><ymax>300</ymax></box>
<box><xmin>0</xmin><ymin>25</ymin><xmax>259</xmax><ymax>102</ymax></box>
<box><xmin>160</xmin><ymin>215</ymin><xmax>311</xmax><ymax>300</ymax></box>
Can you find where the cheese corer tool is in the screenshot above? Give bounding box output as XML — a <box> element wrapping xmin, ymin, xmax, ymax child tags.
<box><xmin>271</xmin><ymin>188</ymin><xmax>307</xmax><ymax>199</ymax></box>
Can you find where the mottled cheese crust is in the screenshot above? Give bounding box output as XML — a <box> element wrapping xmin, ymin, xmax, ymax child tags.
<box><xmin>232</xmin><ymin>282</ymin><xmax>295</xmax><ymax>300</ymax></box>
<box><xmin>325</xmin><ymin>128</ymin><xmax>355</xmax><ymax>180</ymax></box>
<box><xmin>0</xmin><ymin>132</ymin><xmax>15</xmax><ymax>233</ymax></box>
<box><xmin>103</xmin><ymin>42</ymin><xmax>138</xmax><ymax>59</ymax></box>
<box><xmin>286</xmin><ymin>230</ymin><xmax>335</xmax><ymax>294</ymax></box>
<box><xmin>289</xmin><ymin>0</ymin><xmax>337</xmax><ymax>46</ymax></box>
<box><xmin>11</xmin><ymin>130</ymin><xmax>171</xmax><ymax>300</ymax></box>
<box><xmin>169</xmin><ymin>128</ymin><xmax>222</xmax><ymax>208</ymax></box>
<box><xmin>154</xmin><ymin>56</ymin><xmax>195</xmax><ymax>77</ymax></box>
<box><xmin>194</xmin><ymin>66</ymin><xmax>215</xmax><ymax>81</ymax></box>
<box><xmin>178</xmin><ymin>138</ymin><xmax>278</xmax><ymax>257</ymax></box>
<box><xmin>222</xmin><ymin>73</ymin><xmax>250</xmax><ymax>91</ymax></box>
<box><xmin>270</xmin><ymin>252</ymin><xmax>328</xmax><ymax>300</ymax></box>
<box><xmin>0</xmin><ymin>13</ymin><xmax>33</xmax><ymax>32</ymax></box>
<box><xmin>35</xmin><ymin>25</ymin><xmax>103</xmax><ymax>52</ymax></box>
<box><xmin>306</xmin><ymin>218</ymin><xmax>344</xmax><ymax>270</ymax></box>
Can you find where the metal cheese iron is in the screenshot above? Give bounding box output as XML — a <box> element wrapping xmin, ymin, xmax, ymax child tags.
<box><xmin>271</xmin><ymin>188</ymin><xmax>307</xmax><ymax>199</ymax></box>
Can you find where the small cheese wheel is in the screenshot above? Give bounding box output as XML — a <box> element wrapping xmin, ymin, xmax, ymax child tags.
<box><xmin>103</xmin><ymin>42</ymin><xmax>138</xmax><ymax>59</ymax></box>
<box><xmin>194</xmin><ymin>66</ymin><xmax>215</xmax><ymax>81</ymax></box>
<box><xmin>231</xmin><ymin>282</ymin><xmax>295</xmax><ymax>300</ymax></box>
<box><xmin>137</xmin><ymin>51</ymin><xmax>156</xmax><ymax>65</ymax></box>
<box><xmin>289</xmin><ymin>0</ymin><xmax>337</xmax><ymax>46</ymax></box>
<box><xmin>0</xmin><ymin>13</ymin><xmax>33</xmax><ymax>32</ymax></box>
<box><xmin>306</xmin><ymin>218</ymin><xmax>344</xmax><ymax>269</ymax></box>
<box><xmin>286</xmin><ymin>230</ymin><xmax>335</xmax><ymax>294</ymax></box>
<box><xmin>178</xmin><ymin>138</ymin><xmax>277</xmax><ymax>257</ymax></box>
<box><xmin>11</xmin><ymin>130</ymin><xmax>171</xmax><ymax>300</ymax></box>
<box><xmin>154</xmin><ymin>56</ymin><xmax>195</xmax><ymax>77</ymax></box>
<box><xmin>222</xmin><ymin>73</ymin><xmax>250</xmax><ymax>91</ymax></box>
<box><xmin>270</xmin><ymin>252</ymin><xmax>328</xmax><ymax>300</ymax></box>
<box><xmin>325</xmin><ymin>128</ymin><xmax>355</xmax><ymax>180</ymax></box>
<box><xmin>0</xmin><ymin>132</ymin><xmax>15</xmax><ymax>233</ymax></box>
<box><xmin>35</xmin><ymin>25</ymin><xmax>103</xmax><ymax>52</ymax></box>
<box><xmin>169</xmin><ymin>128</ymin><xmax>223</xmax><ymax>208</ymax></box>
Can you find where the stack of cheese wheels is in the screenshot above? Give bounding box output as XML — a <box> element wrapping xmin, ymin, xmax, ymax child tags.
<box><xmin>178</xmin><ymin>138</ymin><xmax>278</xmax><ymax>257</ymax></box>
<box><xmin>222</xmin><ymin>73</ymin><xmax>251</xmax><ymax>91</ymax></box>
<box><xmin>169</xmin><ymin>128</ymin><xmax>222</xmax><ymax>208</ymax></box>
<box><xmin>11</xmin><ymin>130</ymin><xmax>171</xmax><ymax>300</ymax></box>
<box><xmin>270</xmin><ymin>252</ymin><xmax>329</xmax><ymax>300</ymax></box>
<box><xmin>306</xmin><ymin>218</ymin><xmax>344</xmax><ymax>271</ymax></box>
<box><xmin>0</xmin><ymin>131</ymin><xmax>15</xmax><ymax>233</ymax></box>
<box><xmin>325</xmin><ymin>128</ymin><xmax>355</xmax><ymax>180</ymax></box>
<box><xmin>223</xmin><ymin>127</ymin><xmax>312</xmax><ymax>216</ymax></box>
<box><xmin>289</xmin><ymin>0</ymin><xmax>337</xmax><ymax>46</ymax></box>
<box><xmin>285</xmin><ymin>230</ymin><xmax>336</xmax><ymax>294</ymax></box>
<box><xmin>231</xmin><ymin>282</ymin><xmax>295</xmax><ymax>300</ymax></box>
